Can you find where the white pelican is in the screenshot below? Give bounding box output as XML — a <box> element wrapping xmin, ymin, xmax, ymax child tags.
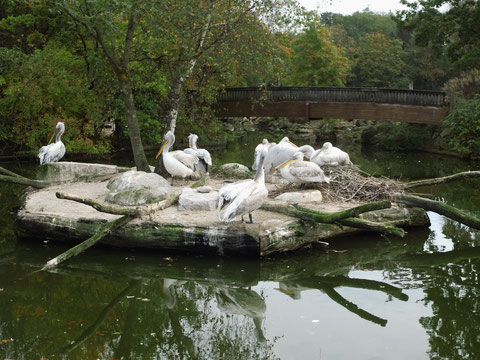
<box><xmin>261</xmin><ymin>137</ymin><xmax>317</xmax><ymax>174</ymax></box>
<box><xmin>184</xmin><ymin>133</ymin><xmax>212</xmax><ymax>173</ymax></box>
<box><xmin>252</xmin><ymin>138</ymin><xmax>276</xmax><ymax>170</ymax></box>
<box><xmin>155</xmin><ymin>131</ymin><xmax>198</xmax><ymax>183</ymax></box>
<box><xmin>38</xmin><ymin>122</ymin><xmax>66</xmax><ymax>165</ymax></box>
<box><xmin>217</xmin><ymin>148</ymin><xmax>268</xmax><ymax>223</ymax></box>
<box><xmin>311</xmin><ymin>142</ymin><xmax>352</xmax><ymax>166</ymax></box>
<box><xmin>276</xmin><ymin>152</ymin><xmax>330</xmax><ymax>184</ymax></box>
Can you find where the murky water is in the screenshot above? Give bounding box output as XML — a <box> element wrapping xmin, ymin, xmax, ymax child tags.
<box><xmin>1</xmin><ymin>134</ymin><xmax>480</xmax><ymax>360</ymax></box>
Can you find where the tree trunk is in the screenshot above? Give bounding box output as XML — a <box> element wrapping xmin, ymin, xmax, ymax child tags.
<box><xmin>120</xmin><ymin>77</ymin><xmax>151</xmax><ymax>173</ymax></box>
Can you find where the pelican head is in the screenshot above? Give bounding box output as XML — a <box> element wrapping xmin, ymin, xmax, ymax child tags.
<box><xmin>274</xmin><ymin>151</ymin><xmax>303</xmax><ymax>170</ymax></box>
<box><xmin>280</xmin><ymin>136</ymin><xmax>297</xmax><ymax>147</ymax></box>
<box><xmin>156</xmin><ymin>131</ymin><xmax>175</xmax><ymax>159</ymax></box>
<box><xmin>321</xmin><ymin>142</ymin><xmax>333</xmax><ymax>151</ymax></box>
<box><xmin>47</xmin><ymin>121</ymin><xmax>65</xmax><ymax>145</ymax></box>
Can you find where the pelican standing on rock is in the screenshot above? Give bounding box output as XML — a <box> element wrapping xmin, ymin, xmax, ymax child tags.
<box><xmin>184</xmin><ymin>133</ymin><xmax>212</xmax><ymax>173</ymax></box>
<box><xmin>276</xmin><ymin>151</ymin><xmax>330</xmax><ymax>184</ymax></box>
<box><xmin>217</xmin><ymin>148</ymin><xmax>268</xmax><ymax>223</ymax></box>
<box><xmin>311</xmin><ymin>142</ymin><xmax>353</xmax><ymax>166</ymax></box>
<box><xmin>38</xmin><ymin>121</ymin><xmax>66</xmax><ymax>165</ymax></box>
<box><xmin>156</xmin><ymin>131</ymin><xmax>198</xmax><ymax>184</ymax></box>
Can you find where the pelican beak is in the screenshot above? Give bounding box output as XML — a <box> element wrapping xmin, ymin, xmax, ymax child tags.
<box><xmin>275</xmin><ymin>159</ymin><xmax>296</xmax><ymax>170</ymax></box>
<box><xmin>288</xmin><ymin>140</ymin><xmax>297</xmax><ymax>147</ymax></box>
<box><xmin>46</xmin><ymin>131</ymin><xmax>56</xmax><ymax>145</ymax></box>
<box><xmin>155</xmin><ymin>139</ymin><xmax>168</xmax><ymax>159</ymax></box>
<box><xmin>311</xmin><ymin>152</ymin><xmax>319</xmax><ymax>160</ymax></box>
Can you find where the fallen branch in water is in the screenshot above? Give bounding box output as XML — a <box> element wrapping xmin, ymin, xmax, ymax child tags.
<box><xmin>395</xmin><ymin>193</ymin><xmax>480</xmax><ymax>230</ymax></box>
<box><xmin>337</xmin><ymin>217</ymin><xmax>405</xmax><ymax>238</ymax></box>
<box><xmin>261</xmin><ymin>200</ymin><xmax>391</xmax><ymax>223</ymax></box>
<box><xmin>405</xmin><ymin>171</ymin><xmax>480</xmax><ymax>189</ymax></box>
<box><xmin>0</xmin><ymin>174</ymin><xmax>50</xmax><ymax>188</ymax></box>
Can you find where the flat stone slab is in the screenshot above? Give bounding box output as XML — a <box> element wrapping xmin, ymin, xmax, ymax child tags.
<box><xmin>178</xmin><ymin>187</ymin><xmax>219</xmax><ymax>211</ymax></box>
<box><xmin>37</xmin><ymin>161</ymin><xmax>123</xmax><ymax>182</ymax></box>
<box><xmin>275</xmin><ymin>190</ymin><xmax>323</xmax><ymax>203</ymax></box>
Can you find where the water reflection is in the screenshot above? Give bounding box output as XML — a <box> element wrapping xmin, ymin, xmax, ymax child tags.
<box><xmin>1</xmin><ymin>139</ymin><xmax>480</xmax><ymax>359</ymax></box>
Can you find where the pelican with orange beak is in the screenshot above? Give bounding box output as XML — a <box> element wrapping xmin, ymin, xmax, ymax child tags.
<box><xmin>38</xmin><ymin>122</ymin><xmax>66</xmax><ymax>165</ymax></box>
<box><xmin>155</xmin><ymin>131</ymin><xmax>198</xmax><ymax>183</ymax></box>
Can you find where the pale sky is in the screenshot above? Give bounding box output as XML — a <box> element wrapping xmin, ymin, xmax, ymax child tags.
<box><xmin>297</xmin><ymin>0</ymin><xmax>410</xmax><ymax>15</ymax></box>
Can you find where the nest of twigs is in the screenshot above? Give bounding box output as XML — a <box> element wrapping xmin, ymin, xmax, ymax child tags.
<box><xmin>272</xmin><ymin>165</ymin><xmax>407</xmax><ymax>203</ymax></box>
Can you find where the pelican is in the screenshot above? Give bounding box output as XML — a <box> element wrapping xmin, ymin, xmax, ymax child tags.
<box><xmin>252</xmin><ymin>138</ymin><xmax>276</xmax><ymax>170</ymax></box>
<box><xmin>263</xmin><ymin>137</ymin><xmax>316</xmax><ymax>174</ymax></box>
<box><xmin>217</xmin><ymin>148</ymin><xmax>268</xmax><ymax>223</ymax></box>
<box><xmin>38</xmin><ymin>122</ymin><xmax>66</xmax><ymax>165</ymax></box>
<box><xmin>155</xmin><ymin>131</ymin><xmax>198</xmax><ymax>183</ymax></box>
<box><xmin>311</xmin><ymin>142</ymin><xmax>353</xmax><ymax>166</ymax></box>
<box><xmin>276</xmin><ymin>152</ymin><xmax>330</xmax><ymax>184</ymax></box>
<box><xmin>184</xmin><ymin>133</ymin><xmax>212</xmax><ymax>173</ymax></box>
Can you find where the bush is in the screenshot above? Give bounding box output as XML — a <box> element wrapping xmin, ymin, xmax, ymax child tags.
<box><xmin>441</xmin><ymin>95</ymin><xmax>480</xmax><ymax>159</ymax></box>
<box><xmin>372</xmin><ymin>121</ymin><xmax>432</xmax><ymax>151</ymax></box>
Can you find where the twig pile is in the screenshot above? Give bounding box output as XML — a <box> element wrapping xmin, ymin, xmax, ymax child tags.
<box><xmin>274</xmin><ymin>165</ymin><xmax>406</xmax><ymax>203</ymax></box>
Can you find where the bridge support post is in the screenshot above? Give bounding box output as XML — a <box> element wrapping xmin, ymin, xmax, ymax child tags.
<box><xmin>305</xmin><ymin>101</ymin><xmax>310</xmax><ymax>122</ymax></box>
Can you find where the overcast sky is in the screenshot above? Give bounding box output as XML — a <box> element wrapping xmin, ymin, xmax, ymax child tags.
<box><xmin>297</xmin><ymin>0</ymin><xmax>410</xmax><ymax>15</ymax></box>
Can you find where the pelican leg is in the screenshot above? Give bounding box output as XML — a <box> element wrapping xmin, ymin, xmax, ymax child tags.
<box><xmin>241</xmin><ymin>215</ymin><xmax>245</xmax><ymax>223</ymax></box>
<box><xmin>248</xmin><ymin>213</ymin><xmax>254</xmax><ymax>224</ymax></box>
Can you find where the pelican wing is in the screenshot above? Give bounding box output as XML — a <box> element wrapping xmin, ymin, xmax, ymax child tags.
<box><xmin>219</xmin><ymin>182</ymin><xmax>267</xmax><ymax>222</ymax></box>
<box><xmin>38</xmin><ymin>142</ymin><xmax>65</xmax><ymax>165</ymax></box>
<box><xmin>170</xmin><ymin>150</ymin><xmax>198</xmax><ymax>171</ymax></box>
<box><xmin>289</xmin><ymin>162</ymin><xmax>329</xmax><ymax>183</ymax></box>
<box><xmin>264</xmin><ymin>143</ymin><xmax>297</xmax><ymax>174</ymax></box>
<box><xmin>217</xmin><ymin>179</ymin><xmax>252</xmax><ymax>210</ymax></box>
<box><xmin>195</xmin><ymin>148</ymin><xmax>212</xmax><ymax>165</ymax></box>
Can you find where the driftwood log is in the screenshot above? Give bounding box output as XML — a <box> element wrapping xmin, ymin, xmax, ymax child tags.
<box><xmin>395</xmin><ymin>194</ymin><xmax>480</xmax><ymax>230</ymax></box>
<box><xmin>405</xmin><ymin>170</ymin><xmax>480</xmax><ymax>188</ymax></box>
<box><xmin>261</xmin><ymin>200</ymin><xmax>405</xmax><ymax>237</ymax></box>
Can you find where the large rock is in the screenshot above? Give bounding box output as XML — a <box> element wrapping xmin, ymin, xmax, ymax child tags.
<box><xmin>178</xmin><ymin>187</ymin><xmax>219</xmax><ymax>211</ymax></box>
<box><xmin>219</xmin><ymin>163</ymin><xmax>252</xmax><ymax>178</ymax></box>
<box><xmin>37</xmin><ymin>161</ymin><xmax>122</xmax><ymax>182</ymax></box>
<box><xmin>106</xmin><ymin>170</ymin><xmax>171</xmax><ymax>206</ymax></box>
<box><xmin>275</xmin><ymin>190</ymin><xmax>323</xmax><ymax>203</ymax></box>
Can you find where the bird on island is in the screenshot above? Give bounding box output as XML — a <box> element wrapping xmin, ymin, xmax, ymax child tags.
<box><xmin>184</xmin><ymin>133</ymin><xmax>212</xmax><ymax>173</ymax></box>
<box><xmin>217</xmin><ymin>148</ymin><xmax>268</xmax><ymax>223</ymax></box>
<box><xmin>155</xmin><ymin>130</ymin><xmax>198</xmax><ymax>184</ymax></box>
<box><xmin>310</xmin><ymin>142</ymin><xmax>353</xmax><ymax>166</ymax></box>
<box><xmin>262</xmin><ymin>137</ymin><xmax>316</xmax><ymax>174</ymax></box>
<box><xmin>38</xmin><ymin>121</ymin><xmax>66</xmax><ymax>165</ymax></box>
<box><xmin>252</xmin><ymin>139</ymin><xmax>276</xmax><ymax>170</ymax></box>
<box><xmin>276</xmin><ymin>151</ymin><xmax>330</xmax><ymax>184</ymax></box>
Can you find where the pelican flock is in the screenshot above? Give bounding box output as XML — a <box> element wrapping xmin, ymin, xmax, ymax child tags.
<box><xmin>184</xmin><ymin>133</ymin><xmax>212</xmax><ymax>173</ymax></box>
<box><xmin>38</xmin><ymin>121</ymin><xmax>66</xmax><ymax>165</ymax></box>
<box><xmin>156</xmin><ymin>130</ymin><xmax>198</xmax><ymax>183</ymax></box>
<box><xmin>217</xmin><ymin>148</ymin><xmax>268</xmax><ymax>223</ymax></box>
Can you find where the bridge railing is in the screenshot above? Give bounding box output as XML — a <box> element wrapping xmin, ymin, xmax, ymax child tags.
<box><xmin>218</xmin><ymin>87</ymin><xmax>448</xmax><ymax>107</ymax></box>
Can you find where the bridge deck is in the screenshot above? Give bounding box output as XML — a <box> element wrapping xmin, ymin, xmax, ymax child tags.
<box><xmin>216</xmin><ymin>87</ymin><xmax>448</xmax><ymax>124</ymax></box>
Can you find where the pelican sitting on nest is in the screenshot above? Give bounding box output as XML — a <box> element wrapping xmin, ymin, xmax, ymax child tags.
<box><xmin>184</xmin><ymin>133</ymin><xmax>212</xmax><ymax>173</ymax></box>
<box><xmin>276</xmin><ymin>151</ymin><xmax>330</xmax><ymax>184</ymax></box>
<box><xmin>311</xmin><ymin>142</ymin><xmax>352</xmax><ymax>166</ymax></box>
<box><xmin>38</xmin><ymin>121</ymin><xmax>66</xmax><ymax>165</ymax></box>
<box><xmin>217</xmin><ymin>148</ymin><xmax>268</xmax><ymax>223</ymax></box>
<box><xmin>156</xmin><ymin>130</ymin><xmax>198</xmax><ymax>183</ymax></box>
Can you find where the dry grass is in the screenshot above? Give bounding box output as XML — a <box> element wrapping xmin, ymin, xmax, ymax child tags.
<box><xmin>271</xmin><ymin>165</ymin><xmax>406</xmax><ymax>203</ymax></box>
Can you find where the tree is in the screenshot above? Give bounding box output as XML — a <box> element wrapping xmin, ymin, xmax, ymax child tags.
<box><xmin>58</xmin><ymin>0</ymin><xmax>151</xmax><ymax>172</ymax></box>
<box><xmin>289</xmin><ymin>18</ymin><xmax>350</xmax><ymax>86</ymax></box>
<box><xmin>395</xmin><ymin>0</ymin><xmax>480</xmax><ymax>71</ymax></box>
<box><xmin>351</xmin><ymin>31</ymin><xmax>406</xmax><ymax>88</ymax></box>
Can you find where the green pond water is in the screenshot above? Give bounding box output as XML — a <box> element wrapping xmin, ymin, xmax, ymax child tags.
<box><xmin>1</xmin><ymin>133</ymin><xmax>480</xmax><ymax>360</ymax></box>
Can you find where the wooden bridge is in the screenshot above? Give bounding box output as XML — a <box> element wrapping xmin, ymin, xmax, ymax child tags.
<box><xmin>215</xmin><ymin>87</ymin><xmax>449</xmax><ymax>124</ymax></box>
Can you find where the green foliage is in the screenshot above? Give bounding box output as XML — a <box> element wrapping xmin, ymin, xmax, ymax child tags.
<box><xmin>441</xmin><ymin>95</ymin><xmax>480</xmax><ymax>159</ymax></box>
<box><xmin>351</xmin><ymin>32</ymin><xmax>406</xmax><ymax>87</ymax></box>
<box><xmin>395</xmin><ymin>0</ymin><xmax>480</xmax><ymax>71</ymax></box>
<box><xmin>289</xmin><ymin>19</ymin><xmax>350</xmax><ymax>86</ymax></box>
<box><xmin>372</xmin><ymin>121</ymin><xmax>431</xmax><ymax>151</ymax></box>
